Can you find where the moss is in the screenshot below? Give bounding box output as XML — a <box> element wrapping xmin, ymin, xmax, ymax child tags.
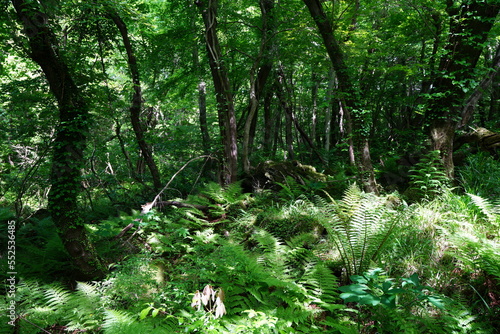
<box><xmin>243</xmin><ymin>160</ymin><xmax>327</xmax><ymax>193</ymax></box>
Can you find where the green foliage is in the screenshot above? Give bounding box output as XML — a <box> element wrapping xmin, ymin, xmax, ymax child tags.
<box><xmin>5</xmin><ymin>280</ymin><xmax>106</xmax><ymax>333</ymax></box>
<box><xmin>200</xmin><ymin>182</ymin><xmax>249</xmax><ymax>207</ymax></box>
<box><xmin>408</xmin><ymin>150</ymin><xmax>450</xmax><ymax>200</ymax></box>
<box><xmin>338</xmin><ymin>269</ymin><xmax>482</xmax><ymax>333</ymax></box>
<box><xmin>447</xmin><ymin>195</ymin><xmax>500</xmax><ymax>291</ymax></box>
<box><xmin>2</xmin><ymin>216</ymin><xmax>74</xmax><ymax>281</ymax></box>
<box><xmin>3</xmin><ymin>0</ymin><xmax>500</xmax><ymax>332</ymax></box>
<box><xmin>317</xmin><ymin>184</ymin><xmax>398</xmax><ymax>279</ymax></box>
<box><xmin>467</xmin><ymin>193</ymin><xmax>500</xmax><ymax>231</ymax></box>
<box><xmin>451</xmin><ymin>234</ymin><xmax>500</xmax><ymax>283</ymax></box>
<box><xmin>184</xmin><ymin>181</ymin><xmax>252</xmax><ymax>221</ymax></box>
<box><xmin>80</xmin><ymin>204</ymin><xmax>349</xmax><ymax>332</ymax></box>
<box><xmin>457</xmin><ymin>152</ymin><xmax>500</xmax><ymax>198</ymax></box>
<box><xmin>255</xmin><ymin>198</ymin><xmax>323</xmax><ymax>240</ymax></box>
<box><xmin>340</xmin><ymin>268</ymin><xmax>444</xmax><ymax>309</ymax></box>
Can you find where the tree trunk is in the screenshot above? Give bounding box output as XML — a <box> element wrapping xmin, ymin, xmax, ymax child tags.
<box><xmin>242</xmin><ymin>0</ymin><xmax>275</xmax><ymax>173</ymax></box>
<box><xmin>107</xmin><ymin>10</ymin><xmax>162</xmax><ymax>190</ymax></box>
<box><xmin>198</xmin><ymin>81</ymin><xmax>211</xmax><ymax>153</ymax></box>
<box><xmin>263</xmin><ymin>91</ymin><xmax>274</xmax><ymax>153</ymax></box>
<box><xmin>196</xmin><ymin>0</ymin><xmax>238</xmax><ymax>185</ymax></box>
<box><xmin>114</xmin><ymin>120</ymin><xmax>136</xmax><ymax>179</ymax></box>
<box><xmin>302</xmin><ymin>0</ymin><xmax>377</xmax><ymax>193</ymax></box>
<box><xmin>311</xmin><ymin>70</ymin><xmax>320</xmax><ymax>147</ymax></box>
<box><xmin>275</xmin><ymin>67</ymin><xmax>295</xmax><ymax>160</ymax></box>
<box><xmin>427</xmin><ymin>0</ymin><xmax>499</xmax><ymax>178</ymax></box>
<box><xmin>12</xmin><ymin>0</ymin><xmax>105</xmax><ymax>280</ymax></box>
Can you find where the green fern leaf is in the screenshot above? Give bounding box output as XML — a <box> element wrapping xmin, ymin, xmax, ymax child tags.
<box><xmin>44</xmin><ymin>284</ymin><xmax>71</xmax><ymax>309</ymax></box>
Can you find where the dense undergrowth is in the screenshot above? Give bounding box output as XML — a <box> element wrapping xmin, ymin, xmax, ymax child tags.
<box><xmin>1</xmin><ymin>153</ymin><xmax>500</xmax><ymax>333</ymax></box>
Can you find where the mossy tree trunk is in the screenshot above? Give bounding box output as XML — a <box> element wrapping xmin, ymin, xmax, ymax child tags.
<box><xmin>12</xmin><ymin>0</ymin><xmax>105</xmax><ymax>280</ymax></box>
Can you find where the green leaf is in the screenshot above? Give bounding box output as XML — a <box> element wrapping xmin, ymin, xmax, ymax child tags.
<box><xmin>151</xmin><ymin>308</ymin><xmax>160</xmax><ymax>318</ymax></box>
<box><xmin>426</xmin><ymin>296</ymin><xmax>445</xmax><ymax>309</ymax></box>
<box><xmin>139</xmin><ymin>306</ymin><xmax>153</xmax><ymax>320</ymax></box>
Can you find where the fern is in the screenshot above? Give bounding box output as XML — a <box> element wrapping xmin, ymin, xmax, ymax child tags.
<box><xmin>11</xmin><ymin>280</ymin><xmax>108</xmax><ymax>333</ymax></box>
<box><xmin>200</xmin><ymin>181</ymin><xmax>249</xmax><ymax>208</ymax></box>
<box><xmin>468</xmin><ymin>193</ymin><xmax>500</xmax><ymax>229</ymax></box>
<box><xmin>44</xmin><ymin>284</ymin><xmax>71</xmax><ymax>309</ymax></box>
<box><xmin>300</xmin><ymin>261</ymin><xmax>339</xmax><ymax>307</ymax></box>
<box><xmin>103</xmin><ymin>309</ymin><xmax>135</xmax><ymax>333</ymax></box>
<box><xmin>451</xmin><ymin>234</ymin><xmax>500</xmax><ymax>282</ymax></box>
<box><xmin>317</xmin><ymin>184</ymin><xmax>398</xmax><ymax>279</ymax></box>
<box><xmin>408</xmin><ymin>150</ymin><xmax>450</xmax><ymax>200</ymax></box>
<box><xmin>13</xmin><ymin>217</ymin><xmax>73</xmax><ymax>280</ymax></box>
<box><xmin>276</xmin><ymin>176</ymin><xmax>308</xmax><ymax>200</ymax></box>
<box><xmin>187</xmin><ymin>232</ymin><xmax>342</xmax><ymax>330</ymax></box>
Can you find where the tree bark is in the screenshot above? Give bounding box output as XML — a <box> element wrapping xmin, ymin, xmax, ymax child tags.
<box><xmin>275</xmin><ymin>67</ymin><xmax>295</xmax><ymax>160</ymax></box>
<box><xmin>263</xmin><ymin>91</ymin><xmax>274</xmax><ymax>153</ymax></box>
<box><xmin>196</xmin><ymin>0</ymin><xmax>238</xmax><ymax>185</ymax></box>
<box><xmin>242</xmin><ymin>0</ymin><xmax>275</xmax><ymax>173</ymax></box>
<box><xmin>302</xmin><ymin>0</ymin><xmax>377</xmax><ymax>193</ymax></box>
<box><xmin>107</xmin><ymin>9</ymin><xmax>162</xmax><ymax>190</ymax></box>
<box><xmin>427</xmin><ymin>0</ymin><xmax>499</xmax><ymax>178</ymax></box>
<box><xmin>12</xmin><ymin>0</ymin><xmax>105</xmax><ymax>280</ymax></box>
<box><xmin>311</xmin><ymin>70</ymin><xmax>319</xmax><ymax>146</ymax></box>
<box><xmin>198</xmin><ymin>81</ymin><xmax>211</xmax><ymax>153</ymax></box>
<box><xmin>114</xmin><ymin>120</ymin><xmax>136</xmax><ymax>179</ymax></box>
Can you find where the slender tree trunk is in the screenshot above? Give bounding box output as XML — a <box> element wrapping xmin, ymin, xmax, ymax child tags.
<box><xmin>303</xmin><ymin>0</ymin><xmax>377</xmax><ymax>193</ymax></box>
<box><xmin>263</xmin><ymin>91</ymin><xmax>274</xmax><ymax>153</ymax></box>
<box><xmin>277</xmin><ymin>67</ymin><xmax>325</xmax><ymax>162</ymax></box>
<box><xmin>242</xmin><ymin>0</ymin><xmax>275</xmax><ymax>173</ymax></box>
<box><xmin>426</xmin><ymin>1</ymin><xmax>499</xmax><ymax>178</ymax></box>
<box><xmin>114</xmin><ymin>120</ymin><xmax>135</xmax><ymax>178</ymax></box>
<box><xmin>196</xmin><ymin>0</ymin><xmax>238</xmax><ymax>184</ymax></box>
<box><xmin>421</xmin><ymin>10</ymin><xmax>443</xmax><ymax>96</ymax></box>
<box><xmin>198</xmin><ymin>81</ymin><xmax>211</xmax><ymax>153</ymax></box>
<box><xmin>311</xmin><ymin>70</ymin><xmax>319</xmax><ymax>146</ymax></box>
<box><xmin>193</xmin><ymin>35</ymin><xmax>212</xmax><ymax>155</ymax></box>
<box><xmin>244</xmin><ymin>77</ymin><xmax>261</xmax><ymax>170</ymax></box>
<box><xmin>276</xmin><ymin>67</ymin><xmax>295</xmax><ymax>160</ymax></box>
<box><xmin>324</xmin><ymin>75</ymin><xmax>333</xmax><ymax>159</ymax></box>
<box><xmin>107</xmin><ymin>10</ymin><xmax>162</xmax><ymax>190</ymax></box>
<box><xmin>12</xmin><ymin>0</ymin><xmax>105</xmax><ymax>280</ymax></box>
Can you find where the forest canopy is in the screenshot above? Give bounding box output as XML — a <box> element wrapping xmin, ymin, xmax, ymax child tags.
<box><xmin>1</xmin><ymin>0</ymin><xmax>500</xmax><ymax>333</ymax></box>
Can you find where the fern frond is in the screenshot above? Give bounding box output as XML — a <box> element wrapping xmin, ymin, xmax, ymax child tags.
<box><xmin>468</xmin><ymin>193</ymin><xmax>496</xmax><ymax>221</ymax></box>
<box><xmin>44</xmin><ymin>284</ymin><xmax>71</xmax><ymax>309</ymax></box>
<box><xmin>201</xmin><ymin>181</ymin><xmax>248</xmax><ymax>206</ymax></box>
<box><xmin>338</xmin><ymin>183</ymin><xmax>364</xmax><ymax>220</ymax></box>
<box><xmin>103</xmin><ymin>309</ymin><xmax>135</xmax><ymax>332</ymax></box>
<box><xmin>479</xmin><ymin>248</ymin><xmax>500</xmax><ymax>281</ymax></box>
<box><xmin>450</xmin><ymin>233</ymin><xmax>500</xmax><ymax>283</ymax></box>
<box><xmin>276</xmin><ymin>305</ymin><xmax>310</xmax><ymax>325</ymax></box>
<box><xmin>300</xmin><ymin>261</ymin><xmax>339</xmax><ymax>306</ymax></box>
<box><xmin>75</xmin><ymin>281</ymin><xmax>100</xmax><ymax>299</ymax></box>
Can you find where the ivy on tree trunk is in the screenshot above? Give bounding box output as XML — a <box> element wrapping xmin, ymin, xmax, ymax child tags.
<box><xmin>12</xmin><ymin>0</ymin><xmax>105</xmax><ymax>280</ymax></box>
